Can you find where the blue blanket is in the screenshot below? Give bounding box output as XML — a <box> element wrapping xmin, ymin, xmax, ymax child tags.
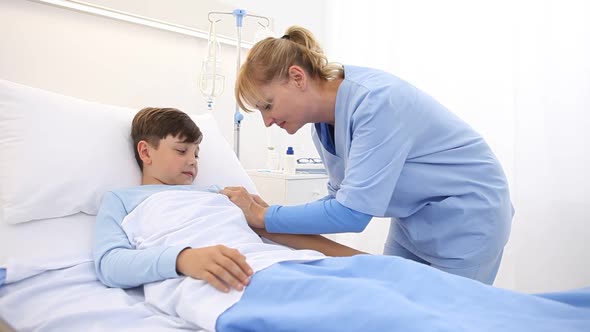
<box><xmin>217</xmin><ymin>255</ymin><xmax>590</xmax><ymax>332</ymax></box>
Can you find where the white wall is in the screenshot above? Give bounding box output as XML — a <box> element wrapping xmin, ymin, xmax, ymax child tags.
<box><xmin>325</xmin><ymin>0</ymin><xmax>590</xmax><ymax>292</ymax></box>
<box><xmin>0</xmin><ymin>1</ymin><xmax>219</xmax><ymax>121</ymax></box>
<box><xmin>511</xmin><ymin>0</ymin><xmax>590</xmax><ymax>292</ymax></box>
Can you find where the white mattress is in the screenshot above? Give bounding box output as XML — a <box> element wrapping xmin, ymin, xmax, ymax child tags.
<box><xmin>0</xmin><ymin>261</ymin><xmax>204</xmax><ymax>331</ymax></box>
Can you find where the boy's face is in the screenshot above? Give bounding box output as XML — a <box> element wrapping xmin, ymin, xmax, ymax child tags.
<box><xmin>141</xmin><ymin>134</ymin><xmax>200</xmax><ymax>185</ymax></box>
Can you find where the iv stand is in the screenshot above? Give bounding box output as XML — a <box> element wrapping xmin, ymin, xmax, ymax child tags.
<box><xmin>207</xmin><ymin>10</ymin><xmax>271</xmax><ymax>160</ymax></box>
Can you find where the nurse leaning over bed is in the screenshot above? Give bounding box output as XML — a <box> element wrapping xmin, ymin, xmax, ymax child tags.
<box><xmin>221</xmin><ymin>25</ymin><xmax>515</xmax><ymax>285</ymax></box>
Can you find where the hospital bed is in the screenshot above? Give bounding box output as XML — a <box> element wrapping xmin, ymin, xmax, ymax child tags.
<box><xmin>2</xmin><ymin>78</ymin><xmax>590</xmax><ymax>332</ymax></box>
<box><xmin>0</xmin><ymin>79</ymin><xmax>258</xmax><ymax>331</ymax></box>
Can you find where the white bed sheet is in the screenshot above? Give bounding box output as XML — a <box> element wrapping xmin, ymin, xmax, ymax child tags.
<box><xmin>0</xmin><ymin>261</ymin><xmax>204</xmax><ymax>332</ymax></box>
<box><xmin>0</xmin><ymin>213</ymin><xmax>97</xmax><ymax>286</ymax></box>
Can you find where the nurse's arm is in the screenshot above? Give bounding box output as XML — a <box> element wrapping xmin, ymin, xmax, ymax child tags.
<box><xmin>252</xmin><ymin>227</ymin><xmax>365</xmax><ymax>257</ymax></box>
<box><xmin>249</xmin><ymin>194</ymin><xmax>365</xmax><ymax>256</ymax></box>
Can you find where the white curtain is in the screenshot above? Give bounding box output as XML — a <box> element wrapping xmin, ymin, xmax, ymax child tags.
<box><xmin>324</xmin><ymin>0</ymin><xmax>590</xmax><ymax>292</ymax></box>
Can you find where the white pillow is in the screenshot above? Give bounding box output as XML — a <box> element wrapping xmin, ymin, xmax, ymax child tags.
<box><xmin>190</xmin><ymin>113</ymin><xmax>257</xmax><ymax>193</ymax></box>
<box><xmin>0</xmin><ymin>79</ymin><xmax>255</xmax><ymax>225</ymax></box>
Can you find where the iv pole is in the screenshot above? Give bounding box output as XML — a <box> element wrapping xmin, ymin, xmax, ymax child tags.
<box><xmin>207</xmin><ymin>10</ymin><xmax>271</xmax><ymax>160</ymax></box>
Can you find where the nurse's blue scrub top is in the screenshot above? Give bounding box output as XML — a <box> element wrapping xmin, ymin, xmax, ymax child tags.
<box><xmin>312</xmin><ymin>65</ymin><xmax>514</xmax><ymax>268</ymax></box>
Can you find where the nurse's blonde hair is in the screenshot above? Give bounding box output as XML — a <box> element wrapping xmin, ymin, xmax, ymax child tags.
<box><xmin>235</xmin><ymin>25</ymin><xmax>344</xmax><ymax>112</ymax></box>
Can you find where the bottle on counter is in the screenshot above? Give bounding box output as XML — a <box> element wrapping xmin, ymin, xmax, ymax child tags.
<box><xmin>283</xmin><ymin>146</ymin><xmax>296</xmax><ymax>175</ymax></box>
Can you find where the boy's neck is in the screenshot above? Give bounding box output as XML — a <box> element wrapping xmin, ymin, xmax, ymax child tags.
<box><xmin>141</xmin><ymin>172</ymin><xmax>164</xmax><ymax>185</ymax></box>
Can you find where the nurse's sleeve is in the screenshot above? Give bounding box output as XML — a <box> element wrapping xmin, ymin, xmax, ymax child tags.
<box><xmin>337</xmin><ymin>88</ymin><xmax>421</xmax><ymax>217</ymax></box>
<box><xmin>265</xmin><ymin>198</ymin><xmax>372</xmax><ymax>234</ymax></box>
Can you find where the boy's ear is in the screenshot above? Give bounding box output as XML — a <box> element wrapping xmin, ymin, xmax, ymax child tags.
<box><xmin>137</xmin><ymin>140</ymin><xmax>152</xmax><ymax>166</ymax></box>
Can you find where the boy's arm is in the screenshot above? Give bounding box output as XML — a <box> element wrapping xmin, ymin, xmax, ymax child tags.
<box><xmin>94</xmin><ymin>191</ymin><xmax>253</xmax><ymax>292</ymax></box>
<box><xmin>253</xmin><ymin>228</ymin><xmax>366</xmax><ymax>257</ymax></box>
<box><xmin>93</xmin><ymin>192</ymin><xmax>187</xmax><ymax>288</ymax></box>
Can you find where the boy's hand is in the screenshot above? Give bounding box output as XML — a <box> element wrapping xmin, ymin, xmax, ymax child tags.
<box><xmin>220</xmin><ymin>187</ymin><xmax>268</xmax><ymax>229</ymax></box>
<box><xmin>176</xmin><ymin>246</ymin><xmax>253</xmax><ymax>293</ymax></box>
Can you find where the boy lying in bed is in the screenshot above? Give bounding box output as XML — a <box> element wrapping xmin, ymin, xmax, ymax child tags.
<box><xmin>94</xmin><ymin>107</ymin><xmax>590</xmax><ymax>332</ymax></box>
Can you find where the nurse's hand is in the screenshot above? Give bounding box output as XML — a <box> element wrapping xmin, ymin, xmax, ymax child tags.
<box><xmin>251</xmin><ymin>194</ymin><xmax>269</xmax><ymax>208</ymax></box>
<box><xmin>221</xmin><ymin>186</ymin><xmax>268</xmax><ymax>229</ymax></box>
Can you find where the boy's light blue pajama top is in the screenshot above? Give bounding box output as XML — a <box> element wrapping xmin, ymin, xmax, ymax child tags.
<box><xmin>93</xmin><ymin>185</ymin><xmax>198</xmax><ymax>288</ymax></box>
<box><xmin>265</xmin><ymin>65</ymin><xmax>514</xmax><ymax>284</ymax></box>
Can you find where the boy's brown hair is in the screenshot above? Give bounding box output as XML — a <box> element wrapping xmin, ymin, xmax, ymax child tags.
<box><xmin>131</xmin><ymin>107</ymin><xmax>203</xmax><ymax>171</ymax></box>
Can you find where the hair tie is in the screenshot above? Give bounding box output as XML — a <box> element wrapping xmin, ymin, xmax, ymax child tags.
<box><xmin>281</xmin><ymin>34</ymin><xmax>291</xmax><ymax>40</ymax></box>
